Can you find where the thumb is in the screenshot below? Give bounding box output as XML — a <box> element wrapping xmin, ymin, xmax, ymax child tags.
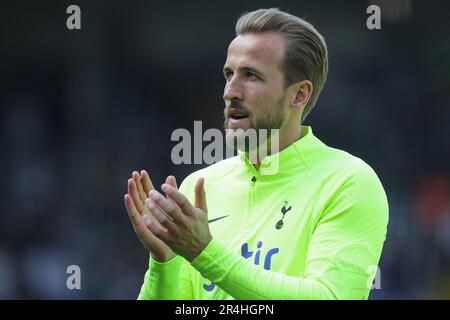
<box><xmin>194</xmin><ymin>177</ymin><xmax>208</xmax><ymax>214</ymax></box>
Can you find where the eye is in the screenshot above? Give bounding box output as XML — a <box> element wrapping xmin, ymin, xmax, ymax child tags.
<box><xmin>245</xmin><ymin>71</ymin><xmax>259</xmax><ymax>80</ymax></box>
<box><xmin>224</xmin><ymin>70</ymin><xmax>233</xmax><ymax>81</ymax></box>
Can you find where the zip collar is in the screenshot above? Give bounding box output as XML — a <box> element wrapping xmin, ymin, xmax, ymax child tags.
<box><xmin>238</xmin><ymin>126</ymin><xmax>325</xmax><ymax>179</ymax></box>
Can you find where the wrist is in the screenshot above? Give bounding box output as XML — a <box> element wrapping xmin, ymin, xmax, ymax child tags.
<box><xmin>186</xmin><ymin>235</ymin><xmax>213</xmax><ymax>262</ymax></box>
<box><xmin>151</xmin><ymin>252</ymin><xmax>177</xmax><ymax>263</ymax></box>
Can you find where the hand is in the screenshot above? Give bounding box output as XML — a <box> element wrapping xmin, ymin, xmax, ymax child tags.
<box><xmin>124</xmin><ymin>170</ymin><xmax>176</xmax><ymax>262</ymax></box>
<box><xmin>144</xmin><ymin>177</ymin><xmax>212</xmax><ymax>262</ymax></box>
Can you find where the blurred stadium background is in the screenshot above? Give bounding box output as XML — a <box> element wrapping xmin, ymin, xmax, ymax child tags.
<box><xmin>0</xmin><ymin>0</ymin><xmax>449</xmax><ymax>299</ymax></box>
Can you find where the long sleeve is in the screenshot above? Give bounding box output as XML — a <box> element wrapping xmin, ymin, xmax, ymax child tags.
<box><xmin>138</xmin><ymin>255</ymin><xmax>194</xmax><ymax>300</ymax></box>
<box><xmin>190</xmin><ymin>164</ymin><xmax>389</xmax><ymax>300</ymax></box>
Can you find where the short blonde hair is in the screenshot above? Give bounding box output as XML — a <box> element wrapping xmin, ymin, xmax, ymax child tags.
<box><xmin>236</xmin><ymin>8</ymin><xmax>328</xmax><ymax>122</ymax></box>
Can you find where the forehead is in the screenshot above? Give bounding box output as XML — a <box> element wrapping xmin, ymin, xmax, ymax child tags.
<box><xmin>225</xmin><ymin>32</ymin><xmax>285</xmax><ymax>72</ymax></box>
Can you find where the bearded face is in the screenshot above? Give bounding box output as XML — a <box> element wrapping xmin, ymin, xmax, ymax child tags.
<box><xmin>222</xmin><ymin>33</ymin><xmax>291</xmax><ymax>152</ymax></box>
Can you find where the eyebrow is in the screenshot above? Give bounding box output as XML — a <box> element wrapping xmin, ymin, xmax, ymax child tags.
<box><xmin>223</xmin><ymin>66</ymin><xmax>264</xmax><ymax>77</ymax></box>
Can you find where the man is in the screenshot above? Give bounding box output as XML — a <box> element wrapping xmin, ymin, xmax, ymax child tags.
<box><xmin>124</xmin><ymin>8</ymin><xmax>388</xmax><ymax>299</ymax></box>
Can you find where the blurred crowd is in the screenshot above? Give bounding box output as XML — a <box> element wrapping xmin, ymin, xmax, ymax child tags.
<box><xmin>0</xmin><ymin>0</ymin><xmax>449</xmax><ymax>299</ymax></box>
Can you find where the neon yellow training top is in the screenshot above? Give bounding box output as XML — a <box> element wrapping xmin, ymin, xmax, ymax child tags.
<box><xmin>138</xmin><ymin>126</ymin><xmax>389</xmax><ymax>300</ymax></box>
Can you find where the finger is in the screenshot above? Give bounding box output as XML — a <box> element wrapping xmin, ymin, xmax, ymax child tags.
<box><xmin>133</xmin><ymin>171</ymin><xmax>147</xmax><ymax>204</ymax></box>
<box><xmin>125</xmin><ymin>194</ymin><xmax>167</xmax><ymax>236</ymax></box>
<box><xmin>194</xmin><ymin>177</ymin><xmax>207</xmax><ymax>213</ymax></box>
<box><xmin>124</xmin><ymin>194</ymin><xmax>143</xmax><ymax>227</ymax></box>
<box><xmin>143</xmin><ymin>214</ymin><xmax>170</xmax><ymax>242</ymax></box>
<box><xmin>128</xmin><ymin>178</ymin><xmax>145</xmax><ymax>213</ymax></box>
<box><xmin>145</xmin><ymin>197</ymin><xmax>179</xmax><ymax>233</ymax></box>
<box><xmin>127</xmin><ymin>178</ymin><xmax>168</xmax><ymax>232</ymax></box>
<box><xmin>164</xmin><ymin>175</ymin><xmax>181</xmax><ymax>208</ymax></box>
<box><xmin>166</xmin><ymin>175</ymin><xmax>178</xmax><ymax>189</ymax></box>
<box><xmin>159</xmin><ymin>184</ymin><xmax>194</xmax><ymax>217</ymax></box>
<box><xmin>149</xmin><ymin>189</ymin><xmax>186</xmax><ymax>223</ymax></box>
<box><xmin>141</xmin><ymin>170</ymin><xmax>154</xmax><ymax>196</ymax></box>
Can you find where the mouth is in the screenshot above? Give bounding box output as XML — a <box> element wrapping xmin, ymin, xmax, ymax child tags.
<box><xmin>227</xmin><ymin>108</ymin><xmax>251</xmax><ymax>130</ymax></box>
<box><xmin>228</xmin><ymin>108</ymin><xmax>250</xmax><ymax>121</ymax></box>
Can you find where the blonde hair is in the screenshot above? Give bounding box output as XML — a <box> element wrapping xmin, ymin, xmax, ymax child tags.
<box><xmin>236</xmin><ymin>8</ymin><xmax>328</xmax><ymax>122</ymax></box>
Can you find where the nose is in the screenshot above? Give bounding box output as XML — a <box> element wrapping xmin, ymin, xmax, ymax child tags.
<box><xmin>223</xmin><ymin>76</ymin><xmax>243</xmax><ymax>101</ymax></box>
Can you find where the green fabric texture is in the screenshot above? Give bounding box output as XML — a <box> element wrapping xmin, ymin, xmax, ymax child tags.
<box><xmin>138</xmin><ymin>126</ymin><xmax>389</xmax><ymax>300</ymax></box>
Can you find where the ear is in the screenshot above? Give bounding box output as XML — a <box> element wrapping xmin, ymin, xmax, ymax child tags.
<box><xmin>290</xmin><ymin>80</ymin><xmax>313</xmax><ymax>111</ymax></box>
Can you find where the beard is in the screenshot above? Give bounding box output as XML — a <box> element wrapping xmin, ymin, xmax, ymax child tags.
<box><xmin>223</xmin><ymin>91</ymin><xmax>288</xmax><ymax>153</ymax></box>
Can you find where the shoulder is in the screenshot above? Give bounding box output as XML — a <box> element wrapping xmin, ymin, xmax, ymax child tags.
<box><xmin>300</xmin><ymin>138</ymin><xmax>388</xmax><ymax>215</ymax></box>
<box><xmin>316</xmin><ymin>146</ymin><xmax>389</xmax><ymax>223</ymax></box>
<box><xmin>326</xmin><ymin>147</ymin><xmax>384</xmax><ymax>192</ymax></box>
<box><xmin>302</xmin><ymin>139</ymin><xmax>384</xmax><ymax>189</ymax></box>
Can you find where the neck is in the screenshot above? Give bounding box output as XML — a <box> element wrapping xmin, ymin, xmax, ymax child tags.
<box><xmin>252</xmin><ymin>123</ymin><xmax>302</xmax><ymax>171</ymax></box>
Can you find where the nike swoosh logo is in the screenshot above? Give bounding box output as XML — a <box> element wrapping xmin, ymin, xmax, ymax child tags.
<box><xmin>208</xmin><ymin>215</ymin><xmax>229</xmax><ymax>224</ymax></box>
